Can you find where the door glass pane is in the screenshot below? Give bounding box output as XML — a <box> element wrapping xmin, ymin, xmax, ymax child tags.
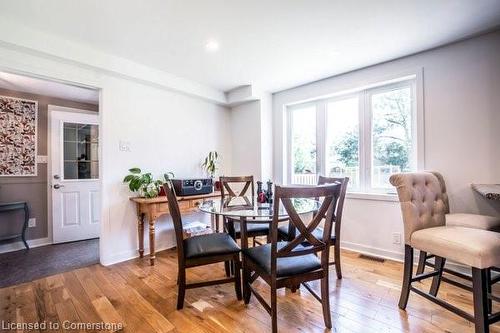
<box><xmin>63</xmin><ymin>122</ymin><xmax>99</xmax><ymax>180</ymax></box>
<box><xmin>326</xmin><ymin>97</ymin><xmax>359</xmax><ymax>190</ymax></box>
<box><xmin>290</xmin><ymin>105</ymin><xmax>317</xmax><ymax>185</ymax></box>
<box><xmin>371</xmin><ymin>86</ymin><xmax>413</xmax><ymax>190</ymax></box>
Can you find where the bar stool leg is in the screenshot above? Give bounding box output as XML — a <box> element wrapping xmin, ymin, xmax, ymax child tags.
<box><xmin>472</xmin><ymin>267</ymin><xmax>489</xmax><ymax>333</ymax></box>
<box><xmin>429</xmin><ymin>256</ymin><xmax>446</xmax><ymax>296</ymax></box>
<box><xmin>486</xmin><ymin>269</ymin><xmax>492</xmax><ymax>314</ymax></box>
<box><xmin>416</xmin><ymin>250</ymin><xmax>427</xmax><ymax>275</ymax></box>
<box><xmin>399</xmin><ymin>245</ymin><xmax>414</xmax><ymax>310</ymax></box>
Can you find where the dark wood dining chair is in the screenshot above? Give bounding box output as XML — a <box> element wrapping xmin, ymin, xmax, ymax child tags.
<box><xmin>164</xmin><ymin>181</ymin><xmax>242</xmax><ymax>309</ymax></box>
<box><xmin>278</xmin><ymin>176</ymin><xmax>348</xmax><ymax>279</ymax></box>
<box><xmin>220</xmin><ymin>176</ymin><xmax>270</xmax><ymax>245</ymax></box>
<box><xmin>242</xmin><ymin>184</ymin><xmax>341</xmax><ymax>333</ymax></box>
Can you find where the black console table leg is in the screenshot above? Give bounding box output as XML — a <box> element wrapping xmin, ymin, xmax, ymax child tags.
<box><xmin>22</xmin><ymin>203</ymin><xmax>30</xmax><ymax>250</ymax></box>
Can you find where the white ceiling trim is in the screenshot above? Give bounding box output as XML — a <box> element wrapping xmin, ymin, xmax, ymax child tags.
<box><xmin>0</xmin><ymin>71</ymin><xmax>99</xmax><ymax>104</ymax></box>
<box><xmin>0</xmin><ymin>18</ymin><xmax>227</xmax><ymax>105</ymax></box>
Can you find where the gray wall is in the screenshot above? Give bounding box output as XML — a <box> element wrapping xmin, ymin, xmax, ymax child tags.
<box><xmin>0</xmin><ymin>88</ymin><xmax>98</xmax><ymax>241</ymax></box>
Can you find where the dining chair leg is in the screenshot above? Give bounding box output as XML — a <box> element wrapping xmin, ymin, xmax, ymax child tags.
<box><xmin>334</xmin><ymin>242</ymin><xmax>342</xmax><ymax>279</ymax></box>
<box><xmin>472</xmin><ymin>267</ymin><xmax>489</xmax><ymax>333</ymax></box>
<box><xmin>429</xmin><ymin>256</ymin><xmax>446</xmax><ymax>296</ymax></box>
<box><xmin>177</xmin><ymin>267</ymin><xmax>186</xmax><ymax>310</ymax></box>
<box><xmin>416</xmin><ymin>250</ymin><xmax>427</xmax><ymax>275</ymax></box>
<box><xmin>233</xmin><ymin>256</ymin><xmax>242</xmax><ymax>300</ymax></box>
<box><xmin>321</xmin><ymin>272</ymin><xmax>332</xmax><ymax>328</ymax></box>
<box><xmin>271</xmin><ymin>279</ymin><xmax>278</xmax><ymax>333</ymax></box>
<box><xmin>243</xmin><ymin>261</ymin><xmax>251</xmax><ymax>304</ymax></box>
<box><xmin>224</xmin><ymin>261</ymin><xmax>231</xmax><ymax>277</ymax></box>
<box><xmin>399</xmin><ymin>245</ymin><xmax>414</xmax><ymax>310</ymax></box>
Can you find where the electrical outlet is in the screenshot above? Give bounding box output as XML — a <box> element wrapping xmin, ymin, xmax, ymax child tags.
<box><xmin>119</xmin><ymin>141</ymin><xmax>131</xmax><ymax>152</ymax></box>
<box><xmin>392</xmin><ymin>232</ymin><xmax>401</xmax><ymax>244</ymax></box>
<box><xmin>28</xmin><ymin>218</ymin><xmax>36</xmax><ymax>228</ymax></box>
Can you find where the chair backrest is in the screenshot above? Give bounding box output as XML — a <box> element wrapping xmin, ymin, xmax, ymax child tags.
<box><xmin>389</xmin><ymin>172</ymin><xmax>447</xmax><ymax>244</ymax></box>
<box><xmin>317</xmin><ymin>176</ymin><xmax>349</xmax><ymax>237</ymax></box>
<box><xmin>428</xmin><ymin>171</ymin><xmax>450</xmax><ymax>214</ymax></box>
<box><xmin>270</xmin><ymin>184</ymin><xmax>340</xmax><ymax>274</ymax></box>
<box><xmin>220</xmin><ymin>176</ymin><xmax>254</xmax><ymax>203</ymax></box>
<box><xmin>163</xmin><ymin>181</ymin><xmax>185</xmax><ymax>263</ymax></box>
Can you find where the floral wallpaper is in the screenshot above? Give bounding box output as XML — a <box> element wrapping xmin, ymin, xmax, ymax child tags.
<box><xmin>0</xmin><ymin>96</ymin><xmax>37</xmax><ymax>176</ymax></box>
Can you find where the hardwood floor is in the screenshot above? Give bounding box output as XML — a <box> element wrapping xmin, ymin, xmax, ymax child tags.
<box><xmin>1</xmin><ymin>248</ymin><xmax>498</xmax><ymax>333</ymax></box>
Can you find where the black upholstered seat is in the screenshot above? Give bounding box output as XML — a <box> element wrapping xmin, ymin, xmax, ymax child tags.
<box><xmin>184</xmin><ymin>233</ymin><xmax>240</xmax><ymax>259</ymax></box>
<box><xmin>233</xmin><ymin>221</ymin><xmax>270</xmax><ymax>236</ymax></box>
<box><xmin>243</xmin><ymin>242</ymin><xmax>321</xmax><ymax>277</ymax></box>
<box><xmin>277</xmin><ymin>225</ymin><xmax>291</xmax><ymax>239</ymax></box>
<box><xmin>278</xmin><ymin>225</ymin><xmax>336</xmax><ymax>243</ymax></box>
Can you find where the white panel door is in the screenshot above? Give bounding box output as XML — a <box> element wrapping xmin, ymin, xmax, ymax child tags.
<box><xmin>50</xmin><ymin>109</ymin><xmax>100</xmax><ymax>243</ymax></box>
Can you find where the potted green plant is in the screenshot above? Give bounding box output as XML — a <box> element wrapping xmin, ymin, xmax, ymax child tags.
<box><xmin>123</xmin><ymin>168</ymin><xmax>174</xmax><ymax>198</ymax></box>
<box><xmin>202</xmin><ymin>151</ymin><xmax>220</xmax><ymax>190</ymax></box>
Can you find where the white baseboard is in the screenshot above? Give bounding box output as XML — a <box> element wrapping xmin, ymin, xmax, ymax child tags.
<box><xmin>341</xmin><ymin>241</ymin><xmax>405</xmax><ymax>262</ymax></box>
<box><xmin>100</xmin><ymin>240</ymin><xmax>176</xmax><ymax>266</ymax></box>
<box><xmin>102</xmin><ymin>241</ymin><xmax>403</xmax><ymax>267</ymax></box>
<box><xmin>0</xmin><ymin>237</ymin><xmax>51</xmax><ymax>254</ymax></box>
<box><xmin>341</xmin><ymin>241</ymin><xmax>470</xmax><ymax>276</ymax></box>
<box><xmin>100</xmin><ymin>238</ymin><xmax>471</xmax><ymax>277</ymax></box>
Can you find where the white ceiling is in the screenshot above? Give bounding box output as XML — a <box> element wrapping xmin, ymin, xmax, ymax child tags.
<box><xmin>0</xmin><ymin>72</ymin><xmax>99</xmax><ymax>104</ymax></box>
<box><xmin>1</xmin><ymin>0</ymin><xmax>499</xmax><ymax>93</ymax></box>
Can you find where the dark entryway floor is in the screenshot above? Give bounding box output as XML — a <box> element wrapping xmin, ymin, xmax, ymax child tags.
<box><xmin>0</xmin><ymin>238</ymin><xmax>99</xmax><ymax>288</ymax></box>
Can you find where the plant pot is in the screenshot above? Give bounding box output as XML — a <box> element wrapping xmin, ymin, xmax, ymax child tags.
<box><xmin>214</xmin><ymin>180</ymin><xmax>222</xmax><ymax>191</ymax></box>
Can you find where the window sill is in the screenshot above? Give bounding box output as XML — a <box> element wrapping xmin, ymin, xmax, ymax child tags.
<box><xmin>346</xmin><ymin>192</ymin><xmax>399</xmax><ymax>202</ymax></box>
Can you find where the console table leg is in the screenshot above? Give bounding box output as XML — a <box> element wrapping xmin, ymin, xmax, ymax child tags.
<box><xmin>149</xmin><ymin>219</ymin><xmax>156</xmax><ymax>265</ymax></box>
<box><xmin>22</xmin><ymin>203</ymin><xmax>29</xmax><ymax>250</ymax></box>
<box><xmin>138</xmin><ymin>213</ymin><xmax>145</xmax><ymax>258</ymax></box>
<box><xmin>212</xmin><ymin>214</ymin><xmax>220</xmax><ymax>233</ymax></box>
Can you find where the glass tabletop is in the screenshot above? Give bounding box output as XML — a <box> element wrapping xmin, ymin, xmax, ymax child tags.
<box><xmin>199</xmin><ymin>196</ymin><xmax>320</xmax><ymax>219</ymax></box>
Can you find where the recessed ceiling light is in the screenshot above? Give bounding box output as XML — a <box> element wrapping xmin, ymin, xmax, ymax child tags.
<box><xmin>205</xmin><ymin>39</ymin><xmax>219</xmax><ymax>52</ymax></box>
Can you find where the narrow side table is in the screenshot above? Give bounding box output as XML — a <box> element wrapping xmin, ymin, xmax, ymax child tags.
<box><xmin>0</xmin><ymin>201</ymin><xmax>30</xmax><ymax>249</ymax></box>
<box><xmin>471</xmin><ymin>184</ymin><xmax>500</xmax><ymax>201</ymax></box>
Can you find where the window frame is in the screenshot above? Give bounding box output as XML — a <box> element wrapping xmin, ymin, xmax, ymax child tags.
<box><xmin>286</xmin><ymin>101</ymin><xmax>318</xmax><ymax>182</ymax></box>
<box><xmin>285</xmin><ymin>74</ymin><xmax>423</xmax><ymax>198</ymax></box>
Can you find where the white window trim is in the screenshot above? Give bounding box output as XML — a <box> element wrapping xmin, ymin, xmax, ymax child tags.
<box><xmin>364</xmin><ymin>79</ymin><xmax>417</xmax><ymax>194</ymax></box>
<box><xmin>284</xmin><ymin>69</ymin><xmax>425</xmax><ymax>201</ymax></box>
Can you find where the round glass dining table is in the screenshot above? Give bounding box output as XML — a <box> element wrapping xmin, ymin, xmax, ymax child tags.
<box><xmin>199</xmin><ymin>196</ymin><xmax>320</xmax><ymax>249</ymax></box>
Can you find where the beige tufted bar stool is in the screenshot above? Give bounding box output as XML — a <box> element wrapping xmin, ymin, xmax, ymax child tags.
<box><xmin>390</xmin><ymin>172</ymin><xmax>500</xmax><ymax>333</ymax></box>
<box><xmin>416</xmin><ymin>171</ymin><xmax>500</xmax><ymax>280</ymax></box>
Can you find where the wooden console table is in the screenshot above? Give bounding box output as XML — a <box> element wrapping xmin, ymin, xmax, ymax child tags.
<box><xmin>130</xmin><ymin>191</ymin><xmax>221</xmax><ymax>265</ymax></box>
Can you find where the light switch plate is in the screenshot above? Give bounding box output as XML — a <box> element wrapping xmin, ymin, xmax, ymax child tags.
<box><xmin>36</xmin><ymin>155</ymin><xmax>48</xmax><ymax>163</ymax></box>
<box><xmin>28</xmin><ymin>218</ymin><xmax>36</xmax><ymax>228</ymax></box>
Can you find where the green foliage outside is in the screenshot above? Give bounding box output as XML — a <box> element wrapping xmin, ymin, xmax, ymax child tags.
<box><xmin>293</xmin><ymin>133</ymin><xmax>316</xmax><ymax>173</ymax></box>
<box><xmin>334</xmin><ymin>131</ymin><xmax>358</xmax><ymax>168</ymax></box>
<box><xmin>372</xmin><ymin>87</ymin><xmax>412</xmax><ymax>171</ymax></box>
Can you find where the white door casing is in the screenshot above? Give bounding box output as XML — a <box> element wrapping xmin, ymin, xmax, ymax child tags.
<box><xmin>50</xmin><ymin>108</ymin><xmax>100</xmax><ymax>243</ymax></box>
